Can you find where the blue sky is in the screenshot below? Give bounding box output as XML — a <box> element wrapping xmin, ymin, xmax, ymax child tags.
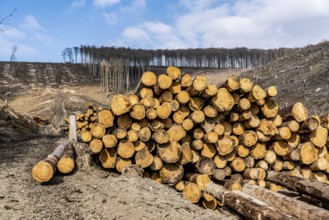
<box><xmin>1</xmin><ymin>0</ymin><xmax>329</xmax><ymax>62</ymax></box>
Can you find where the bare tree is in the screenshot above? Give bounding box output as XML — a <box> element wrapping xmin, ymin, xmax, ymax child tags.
<box><xmin>0</xmin><ymin>9</ymin><xmax>17</xmax><ymax>32</ymax></box>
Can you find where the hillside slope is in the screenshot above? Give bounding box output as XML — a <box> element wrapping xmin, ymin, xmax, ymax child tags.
<box><xmin>242</xmin><ymin>41</ymin><xmax>329</xmax><ymax>115</ymax></box>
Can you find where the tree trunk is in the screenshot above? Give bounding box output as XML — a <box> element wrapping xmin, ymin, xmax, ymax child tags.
<box><xmin>266</xmin><ymin>171</ymin><xmax>329</xmax><ymax>204</ymax></box>
<box><xmin>242</xmin><ymin>184</ymin><xmax>329</xmax><ymax>220</ymax></box>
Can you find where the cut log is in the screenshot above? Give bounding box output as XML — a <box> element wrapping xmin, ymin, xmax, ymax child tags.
<box><xmin>89</xmin><ymin>139</ymin><xmax>103</xmax><ymax>154</ymax></box>
<box><xmin>183</xmin><ymin>182</ymin><xmax>202</xmax><ymax>203</ymax></box>
<box><xmin>157</xmin><ymin>141</ymin><xmax>182</xmax><ymax>163</ymax></box>
<box><xmin>264</xmin><ymin>150</ymin><xmax>277</xmax><ymax>164</ymax></box>
<box><xmin>281</xmin><ymin>120</ymin><xmax>300</xmax><ymax>132</ymax></box>
<box><xmin>204</xmin><ymin>181</ymin><xmax>293</xmax><ymax>220</ymax></box>
<box><xmin>212</xmin><ymin>169</ymin><xmax>226</xmax><ymax>181</ymax></box>
<box><xmin>116</xmin><ymin>157</ymin><xmax>132</xmax><ymax>173</ymax></box>
<box><xmin>140</xmin><ymin>96</ymin><xmax>155</xmax><ymax>109</ymax></box>
<box><xmin>159</xmin><ymin>91</ymin><xmax>173</xmax><ymax>103</ymax></box>
<box><xmin>117</xmin><ymin>140</ymin><xmax>135</xmax><ymax>159</ymax></box>
<box><xmin>276</xmin><ymin>127</ymin><xmax>292</xmax><ymax>140</ymax></box>
<box><xmin>299</xmin><ymin>116</ymin><xmax>320</xmax><ymax>133</ymax></box>
<box><xmin>102</xmin><ymin>134</ymin><xmax>118</xmax><ymax>148</ymax></box>
<box><xmin>158</xmin><ymin>74</ymin><xmax>172</xmax><ymax>90</ymax></box>
<box><xmin>152</xmin><ymin>129</ymin><xmax>170</xmax><ymax>144</ymax></box>
<box><xmin>271</xmin><ymin>141</ymin><xmax>289</xmax><ymax>156</ymax></box>
<box><xmin>135</xmin><ymin>146</ymin><xmax>154</xmax><ymax>168</ymax></box>
<box><xmin>310</xmin><ymin>158</ymin><xmax>328</xmax><ymax>171</ymax></box>
<box><xmin>250</xmin><ymin>142</ymin><xmax>267</xmax><ymax>159</ymax></box>
<box><xmin>81</xmin><ymin>131</ymin><xmax>92</xmax><ymax>143</ymax></box>
<box><xmin>189</xmin><ymin>110</ymin><xmax>205</xmax><ymax>124</ymax></box>
<box><xmin>127</xmin><ymin>130</ymin><xmax>138</xmax><ymax>142</ymax></box>
<box><xmin>128</xmin><ymin>95</ymin><xmax>139</xmax><ymax>106</ymax></box>
<box><xmin>91</xmin><ymin>123</ymin><xmax>106</xmax><ymax>139</ymax></box>
<box><xmin>196</xmin><ymin>157</ymin><xmax>216</xmax><ymax>175</ymax></box>
<box><xmin>156</xmin><ymin>102</ymin><xmax>172</xmax><ymax>119</ymax></box>
<box><xmin>180</xmin><ymin>74</ymin><xmax>193</xmax><ymax>88</ymax></box>
<box><xmin>213</xmin><ymin>155</ymin><xmax>227</xmax><ymax>169</ymax></box>
<box><xmin>281</xmin><ymin>102</ymin><xmax>308</xmax><ymax>122</ymax></box>
<box><xmin>260</xmin><ymin>99</ymin><xmax>279</xmax><ymax>118</ymax></box>
<box><xmin>167</xmin><ymin>124</ymin><xmax>186</xmax><ymax>142</ymax></box>
<box><xmin>201</xmin><ymin>142</ymin><xmax>216</xmax><ymax>158</ymax></box>
<box><xmin>232</xmin><ymin>122</ymin><xmax>245</xmax><ymax>136</ymax></box>
<box><xmin>166</xmin><ymin>66</ymin><xmax>181</xmax><ymax>80</ymax></box>
<box><xmin>98</xmin><ymin>109</ymin><xmax>115</xmax><ymax>128</ymax></box>
<box><xmin>239</xmin><ymin>77</ymin><xmax>253</xmax><ymax>93</ymax></box>
<box><xmin>130</xmin><ymin>104</ymin><xmax>145</xmax><ymax>120</ymax></box>
<box><xmin>150</xmin><ymin>155</ymin><xmax>163</xmax><ymax>171</ymax></box>
<box><xmin>139</xmin><ymin>87</ymin><xmax>153</xmax><ymax>99</ymax></box>
<box><xmin>244</xmin><ymin>156</ymin><xmax>255</xmax><ymax>168</ymax></box>
<box><xmin>310</xmin><ymin>126</ymin><xmax>328</xmax><ymax>147</ymax></box>
<box><xmin>250</xmin><ymin>85</ymin><xmax>266</xmax><ymax>100</ymax></box>
<box><xmin>239</xmin><ymin>130</ymin><xmax>258</xmax><ymax>147</ymax></box>
<box><xmin>211</xmin><ymin>88</ymin><xmax>235</xmax><ymax>112</ymax></box>
<box><xmin>131</xmin><ymin>122</ymin><xmax>141</xmax><ymax>131</ymax></box>
<box><xmin>236</xmin><ymin>144</ymin><xmax>249</xmax><ymax>157</ymax></box>
<box><xmin>257</xmin><ymin>119</ymin><xmax>277</xmax><ymax>136</ymax></box>
<box><xmin>114</xmin><ymin>127</ymin><xmax>127</xmax><ymax>140</ymax></box>
<box><xmin>243</xmin><ymin>168</ymin><xmax>259</xmax><ymax>180</ymax></box>
<box><xmin>191</xmin><ymin>139</ymin><xmax>203</xmax><ymax>150</ymax></box>
<box><xmin>145</xmin><ymin>108</ymin><xmax>157</xmax><ymax>120</ymax></box>
<box><xmin>138</xmin><ymin>127</ymin><xmax>152</xmax><ymax>142</ymax></box>
<box><xmin>203</xmin><ymin>105</ymin><xmax>218</xmax><ymax>118</ymax></box>
<box><xmin>57</xmin><ymin>143</ymin><xmax>75</xmax><ymax>174</ymax></box>
<box><xmin>256</xmin><ymin>160</ymin><xmax>269</xmax><ymax>170</ymax></box>
<box><xmin>266</xmin><ymin>171</ymin><xmax>329</xmax><ymax>204</ymax></box>
<box><xmin>271</xmin><ymin>114</ymin><xmax>282</xmax><ymax>127</ymax></box>
<box><xmin>169</xmin><ymin>100</ymin><xmax>180</xmax><ymax>112</ymax></box>
<box><xmin>32</xmin><ymin>143</ymin><xmax>66</xmax><ymax>183</ymax></box>
<box><xmin>133</xmin><ymin>140</ymin><xmax>146</xmax><ymax>151</ymax></box>
<box><xmin>117</xmin><ymin>114</ymin><xmax>133</xmax><ymax>129</ymax></box>
<box><xmin>216</xmin><ymin>137</ymin><xmax>235</xmax><ymax>156</ymax></box>
<box><xmin>192</xmin><ymin>75</ymin><xmax>207</xmax><ymax>91</ymax></box>
<box><xmin>141</xmin><ymin>71</ymin><xmax>157</xmax><ymax>87</ymax></box>
<box><xmin>179</xmin><ymin>142</ymin><xmax>193</xmax><ymax>165</ymax></box>
<box><xmin>189</xmin><ymin>97</ymin><xmax>204</xmax><ymax>111</ymax></box>
<box><xmin>299</xmin><ymin>142</ymin><xmax>318</xmax><ymax>165</ymax></box>
<box><xmin>169</xmin><ymin>82</ymin><xmax>181</xmax><ymax>94</ymax></box>
<box><xmin>230</xmin><ymin>157</ymin><xmax>246</xmax><ymax>172</ymax></box>
<box><xmin>160</xmin><ymin>163</ymin><xmax>184</xmax><ymax>185</ymax></box>
<box><xmin>110</xmin><ymin>95</ymin><xmax>132</xmax><ymax>116</ymax></box>
<box><xmin>182</xmin><ymin>118</ymin><xmax>194</xmax><ymax>131</ymax></box>
<box><xmin>99</xmin><ymin>148</ymin><xmax>117</xmax><ymax>168</ymax></box>
<box><xmin>175</xmin><ymin>180</ymin><xmax>185</xmax><ymax>191</ymax></box>
<box><xmin>173</xmin><ymin>106</ymin><xmax>190</xmax><ymax>124</ymax></box>
<box><xmin>242</xmin><ymin>184</ymin><xmax>329</xmax><ymax>220</ymax></box>
<box><xmin>202</xmin><ymin>193</ymin><xmax>217</xmax><ymax>209</ymax></box>
<box><xmin>202</xmin><ymin>83</ymin><xmax>218</xmax><ymax>98</ymax></box>
<box><xmin>272</xmin><ymin>159</ymin><xmax>283</xmax><ymax>172</ymax></box>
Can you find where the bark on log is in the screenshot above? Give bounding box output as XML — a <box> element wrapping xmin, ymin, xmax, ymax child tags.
<box><xmin>242</xmin><ymin>184</ymin><xmax>329</xmax><ymax>220</ymax></box>
<box><xmin>32</xmin><ymin>143</ymin><xmax>66</xmax><ymax>183</ymax></box>
<box><xmin>204</xmin><ymin>181</ymin><xmax>294</xmax><ymax>220</ymax></box>
<box><xmin>266</xmin><ymin>171</ymin><xmax>329</xmax><ymax>204</ymax></box>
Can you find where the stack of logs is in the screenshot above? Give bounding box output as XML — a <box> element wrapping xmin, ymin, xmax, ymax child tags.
<box><xmin>38</xmin><ymin>66</ymin><xmax>329</xmax><ymax>217</ymax></box>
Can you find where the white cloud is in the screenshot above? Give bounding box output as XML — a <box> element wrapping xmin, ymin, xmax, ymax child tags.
<box><xmin>122</xmin><ymin>27</ymin><xmax>149</xmax><ymax>42</ymax></box>
<box><xmin>102</xmin><ymin>0</ymin><xmax>147</xmax><ymax>25</ymax></box>
<box><xmin>21</xmin><ymin>14</ymin><xmax>46</xmax><ymax>32</ymax></box>
<box><xmin>94</xmin><ymin>0</ymin><xmax>120</xmax><ymax>8</ymax></box>
<box><xmin>115</xmin><ymin>0</ymin><xmax>329</xmax><ymax>49</ymax></box>
<box><xmin>71</xmin><ymin>0</ymin><xmax>85</xmax><ymax>8</ymax></box>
